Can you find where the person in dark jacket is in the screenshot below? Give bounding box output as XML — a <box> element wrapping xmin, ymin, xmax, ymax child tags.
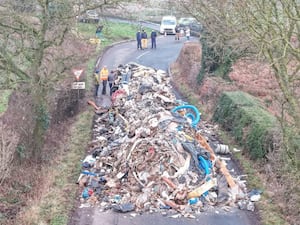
<box><xmin>150</xmin><ymin>30</ymin><xmax>157</xmax><ymax>49</ymax></box>
<box><xmin>175</xmin><ymin>25</ymin><xmax>180</xmax><ymax>40</ymax></box>
<box><xmin>108</xmin><ymin>70</ymin><xmax>117</xmax><ymax>96</ymax></box>
<box><xmin>141</xmin><ymin>29</ymin><xmax>148</xmax><ymax>49</ymax></box>
<box><xmin>136</xmin><ymin>30</ymin><xmax>142</xmax><ymax>50</ymax></box>
<box><xmin>95</xmin><ymin>25</ymin><xmax>103</xmax><ymax>39</ymax></box>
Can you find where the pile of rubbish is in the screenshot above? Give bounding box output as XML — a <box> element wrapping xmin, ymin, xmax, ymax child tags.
<box><xmin>78</xmin><ymin>63</ymin><xmax>259</xmax><ymax>217</ymax></box>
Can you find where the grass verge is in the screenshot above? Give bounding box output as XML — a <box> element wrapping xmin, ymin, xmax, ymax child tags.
<box><xmin>18</xmin><ymin>110</ymin><xmax>93</xmax><ymax>225</ymax></box>
<box><xmin>76</xmin><ymin>20</ymin><xmax>153</xmax><ymax>49</ymax></box>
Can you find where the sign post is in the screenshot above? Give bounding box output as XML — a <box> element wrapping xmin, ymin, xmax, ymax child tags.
<box><xmin>72</xmin><ymin>69</ymin><xmax>85</xmax><ymax>99</ymax></box>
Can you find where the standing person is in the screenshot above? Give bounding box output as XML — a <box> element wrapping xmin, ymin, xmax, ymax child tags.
<box><xmin>150</xmin><ymin>30</ymin><xmax>157</xmax><ymax>49</ymax></box>
<box><xmin>94</xmin><ymin>69</ymin><xmax>100</xmax><ymax>97</ymax></box>
<box><xmin>185</xmin><ymin>26</ymin><xmax>191</xmax><ymax>40</ymax></box>
<box><xmin>141</xmin><ymin>29</ymin><xmax>148</xmax><ymax>49</ymax></box>
<box><xmin>108</xmin><ymin>70</ymin><xmax>116</xmax><ymax>96</ymax></box>
<box><xmin>95</xmin><ymin>25</ymin><xmax>103</xmax><ymax>39</ymax></box>
<box><xmin>111</xmin><ymin>77</ymin><xmax>120</xmax><ymax>96</ymax></box>
<box><xmin>175</xmin><ymin>25</ymin><xmax>180</xmax><ymax>40</ymax></box>
<box><xmin>121</xmin><ymin>65</ymin><xmax>131</xmax><ymax>84</ymax></box>
<box><xmin>136</xmin><ymin>30</ymin><xmax>142</xmax><ymax>50</ymax></box>
<box><xmin>100</xmin><ymin>65</ymin><xmax>109</xmax><ymax>95</ymax></box>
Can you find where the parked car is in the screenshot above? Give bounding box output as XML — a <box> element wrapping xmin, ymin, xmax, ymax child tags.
<box><xmin>178</xmin><ymin>17</ymin><xmax>202</xmax><ymax>36</ymax></box>
<box><xmin>77</xmin><ymin>10</ymin><xmax>100</xmax><ymax>23</ymax></box>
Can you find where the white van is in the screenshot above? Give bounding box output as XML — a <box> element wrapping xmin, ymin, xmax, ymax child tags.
<box><xmin>160</xmin><ymin>16</ymin><xmax>177</xmax><ymax>35</ymax></box>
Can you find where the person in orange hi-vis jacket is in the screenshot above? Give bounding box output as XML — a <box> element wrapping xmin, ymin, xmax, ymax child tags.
<box><xmin>100</xmin><ymin>65</ymin><xmax>109</xmax><ymax>95</ymax></box>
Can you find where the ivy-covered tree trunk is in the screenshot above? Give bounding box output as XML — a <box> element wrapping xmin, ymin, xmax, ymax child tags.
<box><xmin>31</xmin><ymin>86</ymin><xmax>49</xmax><ymax>161</ymax></box>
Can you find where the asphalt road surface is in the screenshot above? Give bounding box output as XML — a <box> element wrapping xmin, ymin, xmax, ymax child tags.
<box><xmin>69</xmin><ymin>34</ymin><xmax>260</xmax><ymax>225</ymax></box>
<box><xmin>71</xmin><ymin>206</ymin><xmax>257</xmax><ymax>225</ymax></box>
<box><xmin>96</xmin><ymin>34</ymin><xmax>196</xmax><ymax>72</ymax></box>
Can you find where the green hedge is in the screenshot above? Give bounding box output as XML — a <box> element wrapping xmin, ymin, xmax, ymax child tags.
<box><xmin>213</xmin><ymin>91</ymin><xmax>278</xmax><ymax>159</ymax></box>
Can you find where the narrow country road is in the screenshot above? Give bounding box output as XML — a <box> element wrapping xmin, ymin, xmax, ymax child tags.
<box><xmin>68</xmin><ymin>34</ymin><xmax>260</xmax><ymax>225</ymax></box>
<box><xmin>96</xmin><ymin>34</ymin><xmax>196</xmax><ymax>71</ymax></box>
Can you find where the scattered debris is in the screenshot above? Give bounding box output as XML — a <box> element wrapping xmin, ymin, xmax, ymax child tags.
<box><xmin>233</xmin><ymin>148</ymin><xmax>241</xmax><ymax>152</ymax></box>
<box><xmin>113</xmin><ymin>203</ymin><xmax>135</xmax><ymax>213</ymax></box>
<box><xmin>249</xmin><ymin>189</ymin><xmax>263</xmax><ymax>202</ymax></box>
<box><xmin>215</xmin><ymin>144</ymin><xmax>230</xmax><ymax>154</ymax></box>
<box><xmin>80</xmin><ymin>63</ymin><xmax>257</xmax><ymax>216</ymax></box>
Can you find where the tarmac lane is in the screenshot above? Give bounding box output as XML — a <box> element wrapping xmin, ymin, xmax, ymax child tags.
<box><xmin>96</xmin><ymin>34</ymin><xmax>197</xmax><ymax>71</ymax></box>
<box><xmin>91</xmin><ymin>208</ymin><xmax>258</xmax><ymax>225</ymax></box>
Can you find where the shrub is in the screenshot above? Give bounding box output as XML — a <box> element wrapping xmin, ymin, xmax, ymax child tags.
<box><xmin>213</xmin><ymin>91</ymin><xmax>279</xmax><ymax>159</ymax></box>
<box><xmin>199</xmin><ymin>32</ymin><xmax>237</xmax><ymax>82</ymax></box>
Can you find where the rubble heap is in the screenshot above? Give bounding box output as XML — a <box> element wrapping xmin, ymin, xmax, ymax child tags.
<box><xmin>78</xmin><ymin>63</ymin><xmax>257</xmax><ymax>217</ymax></box>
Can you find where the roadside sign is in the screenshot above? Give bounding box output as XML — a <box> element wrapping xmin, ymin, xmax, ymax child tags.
<box><xmin>72</xmin><ymin>82</ymin><xmax>85</xmax><ymax>89</ymax></box>
<box><xmin>73</xmin><ymin>69</ymin><xmax>83</xmax><ymax>81</ymax></box>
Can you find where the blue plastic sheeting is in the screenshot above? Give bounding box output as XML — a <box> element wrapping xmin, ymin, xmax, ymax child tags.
<box><xmin>171</xmin><ymin>105</ymin><xmax>201</xmax><ymax>128</ymax></box>
<box><xmin>82</xmin><ymin>187</ymin><xmax>90</xmax><ymax>198</ymax></box>
<box><xmin>198</xmin><ymin>155</ymin><xmax>212</xmax><ymax>175</ymax></box>
<box><xmin>198</xmin><ymin>155</ymin><xmax>212</xmax><ymax>197</ymax></box>
<box><xmin>198</xmin><ymin>156</ymin><xmax>212</xmax><ymax>196</ymax></box>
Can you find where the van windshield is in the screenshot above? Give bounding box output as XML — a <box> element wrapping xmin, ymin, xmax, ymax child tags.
<box><xmin>162</xmin><ymin>20</ymin><xmax>176</xmax><ymax>25</ymax></box>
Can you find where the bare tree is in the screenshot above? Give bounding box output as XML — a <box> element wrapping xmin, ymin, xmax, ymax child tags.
<box><xmin>174</xmin><ymin>0</ymin><xmax>253</xmax><ymax>77</ymax></box>
<box><xmin>0</xmin><ymin>0</ymin><xmax>131</xmax><ymax>160</ymax></box>
<box><xmin>0</xmin><ymin>0</ymin><xmax>83</xmax><ymax>159</ymax></box>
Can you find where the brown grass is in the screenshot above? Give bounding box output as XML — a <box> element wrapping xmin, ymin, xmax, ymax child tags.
<box><xmin>14</xmin><ymin>110</ymin><xmax>93</xmax><ymax>225</ymax></box>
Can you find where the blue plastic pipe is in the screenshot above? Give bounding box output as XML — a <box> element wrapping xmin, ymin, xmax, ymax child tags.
<box><xmin>186</xmin><ymin>113</ymin><xmax>195</xmax><ymax>121</ymax></box>
<box><xmin>171</xmin><ymin>105</ymin><xmax>201</xmax><ymax>128</ymax></box>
